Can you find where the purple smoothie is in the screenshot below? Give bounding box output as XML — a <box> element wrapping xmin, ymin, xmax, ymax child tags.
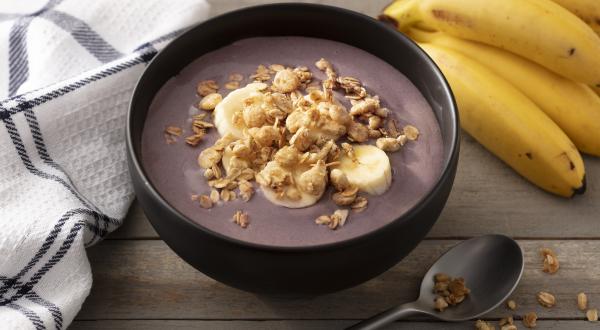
<box><xmin>141</xmin><ymin>36</ymin><xmax>444</xmax><ymax>247</ymax></box>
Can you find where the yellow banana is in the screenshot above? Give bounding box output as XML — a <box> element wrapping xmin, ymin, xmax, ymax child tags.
<box><xmin>408</xmin><ymin>29</ymin><xmax>600</xmax><ymax>156</ymax></box>
<box><xmin>381</xmin><ymin>0</ymin><xmax>600</xmax><ymax>86</ymax></box>
<box><xmin>550</xmin><ymin>0</ymin><xmax>600</xmax><ymax>36</ymax></box>
<box><xmin>417</xmin><ymin>43</ymin><xmax>585</xmax><ymax>197</ymax></box>
<box><xmin>592</xmin><ymin>85</ymin><xmax>600</xmax><ymax>96</ymax></box>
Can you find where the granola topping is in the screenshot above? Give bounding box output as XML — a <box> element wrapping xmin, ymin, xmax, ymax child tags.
<box><xmin>181</xmin><ymin>58</ymin><xmax>419</xmax><ymax>229</ymax></box>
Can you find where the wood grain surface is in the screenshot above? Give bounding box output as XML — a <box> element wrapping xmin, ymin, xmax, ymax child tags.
<box><xmin>76</xmin><ymin>0</ymin><xmax>600</xmax><ymax>329</ymax></box>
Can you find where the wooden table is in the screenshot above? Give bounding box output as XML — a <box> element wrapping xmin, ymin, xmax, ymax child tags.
<box><xmin>71</xmin><ymin>1</ymin><xmax>600</xmax><ymax>329</ymax></box>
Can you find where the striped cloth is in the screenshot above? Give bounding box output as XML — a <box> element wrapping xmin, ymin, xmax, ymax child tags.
<box><xmin>0</xmin><ymin>1</ymin><xmax>209</xmax><ymax>329</ymax></box>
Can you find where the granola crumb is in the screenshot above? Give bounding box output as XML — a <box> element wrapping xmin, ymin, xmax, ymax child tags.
<box><xmin>210</xmin><ymin>189</ymin><xmax>220</xmax><ymax>203</ymax></box>
<box><xmin>199</xmin><ymin>93</ymin><xmax>222</xmax><ymax>110</ymax></box>
<box><xmin>225</xmin><ymin>81</ymin><xmax>240</xmax><ymax>90</ymax></box>
<box><xmin>197</xmin><ymin>80</ymin><xmax>219</xmax><ymax>96</ymax></box>
<box><xmin>474</xmin><ymin>320</ymin><xmax>495</xmax><ymax>330</ymax></box>
<box><xmin>350</xmin><ymin>196</ymin><xmax>368</xmax><ymax>213</ymax></box>
<box><xmin>499</xmin><ymin>316</ymin><xmax>514</xmax><ymax>327</ymax></box>
<box><xmin>434</xmin><ymin>296</ymin><xmax>449</xmax><ymax>312</ymax></box>
<box><xmin>540</xmin><ymin>248</ymin><xmax>559</xmax><ymax>274</ymax></box>
<box><xmin>522</xmin><ymin>312</ymin><xmax>537</xmax><ymax>328</ymax></box>
<box><xmin>164</xmin><ymin>126</ymin><xmax>183</xmax><ymax>144</ymax></box>
<box><xmin>507</xmin><ymin>299</ymin><xmax>517</xmax><ymax>310</ymax></box>
<box><xmin>578</xmin><ymin>292</ymin><xmax>588</xmax><ymax>311</ymax></box>
<box><xmin>199</xmin><ymin>195</ymin><xmax>213</xmax><ymax>209</ymax></box>
<box><xmin>433</xmin><ymin>273</ymin><xmax>470</xmax><ymax>312</ymax></box>
<box><xmin>403</xmin><ymin>125</ymin><xmax>420</xmax><ymax>140</ymax></box>
<box><xmin>587</xmin><ymin>308</ymin><xmax>598</xmax><ymax>322</ymax></box>
<box><xmin>537</xmin><ymin>291</ymin><xmax>556</xmax><ymax>308</ymax></box>
<box><xmin>232</xmin><ymin>210</ymin><xmax>249</xmax><ymax>228</ymax></box>
<box><xmin>229</xmin><ymin>73</ymin><xmax>244</xmax><ymax>82</ymax></box>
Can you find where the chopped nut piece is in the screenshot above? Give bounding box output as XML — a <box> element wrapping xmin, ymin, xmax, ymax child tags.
<box><xmin>578</xmin><ymin>292</ymin><xmax>588</xmax><ymax>311</ymax></box>
<box><xmin>351</xmin><ymin>196</ymin><xmax>368</xmax><ymax>212</ymax></box>
<box><xmin>232</xmin><ymin>210</ymin><xmax>249</xmax><ymax>228</ymax></box>
<box><xmin>225</xmin><ymin>81</ymin><xmax>240</xmax><ymax>90</ymax></box>
<box><xmin>191</xmin><ymin>194</ymin><xmax>199</xmax><ymax>201</ymax></box>
<box><xmin>500</xmin><ymin>325</ymin><xmax>517</xmax><ymax>330</ymax></box>
<box><xmin>507</xmin><ymin>300</ymin><xmax>517</xmax><ymax>310</ymax></box>
<box><xmin>199</xmin><ymin>93</ymin><xmax>222</xmax><ymax>110</ymax></box>
<box><xmin>522</xmin><ymin>312</ymin><xmax>537</xmax><ymax>328</ymax></box>
<box><xmin>587</xmin><ymin>309</ymin><xmax>598</xmax><ymax>322</ymax></box>
<box><xmin>434</xmin><ymin>297</ymin><xmax>449</xmax><ymax>312</ymax></box>
<box><xmin>197</xmin><ymin>80</ymin><xmax>219</xmax><ymax>96</ymax></box>
<box><xmin>540</xmin><ymin>248</ymin><xmax>559</xmax><ymax>274</ymax></box>
<box><xmin>403</xmin><ymin>125</ymin><xmax>420</xmax><ymax>140</ymax></box>
<box><xmin>210</xmin><ymin>189</ymin><xmax>220</xmax><ymax>203</ymax></box>
<box><xmin>229</xmin><ymin>73</ymin><xmax>244</xmax><ymax>81</ymax></box>
<box><xmin>537</xmin><ymin>291</ymin><xmax>556</xmax><ymax>308</ymax></box>
<box><xmin>375</xmin><ymin>107</ymin><xmax>390</xmax><ymax>118</ymax></box>
<box><xmin>199</xmin><ymin>195</ymin><xmax>213</xmax><ymax>209</ymax></box>
<box><xmin>376</xmin><ymin>137</ymin><xmax>402</xmax><ymax>152</ymax></box>
<box><xmin>475</xmin><ymin>320</ymin><xmax>495</xmax><ymax>330</ymax></box>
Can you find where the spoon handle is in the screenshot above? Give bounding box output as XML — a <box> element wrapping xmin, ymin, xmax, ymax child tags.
<box><xmin>346</xmin><ymin>302</ymin><xmax>422</xmax><ymax>330</ymax></box>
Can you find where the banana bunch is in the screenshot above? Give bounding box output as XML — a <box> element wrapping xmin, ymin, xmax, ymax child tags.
<box><xmin>381</xmin><ymin>0</ymin><xmax>600</xmax><ymax>197</ymax></box>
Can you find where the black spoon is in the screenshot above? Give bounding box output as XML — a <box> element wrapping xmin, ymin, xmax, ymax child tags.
<box><xmin>348</xmin><ymin>235</ymin><xmax>524</xmax><ymax>330</ymax></box>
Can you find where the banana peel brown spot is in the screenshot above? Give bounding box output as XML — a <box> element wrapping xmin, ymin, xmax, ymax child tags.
<box><xmin>568</xmin><ymin>48</ymin><xmax>576</xmax><ymax>56</ymax></box>
<box><xmin>431</xmin><ymin>9</ymin><xmax>472</xmax><ymax>27</ymax></box>
<box><xmin>525</xmin><ymin>152</ymin><xmax>533</xmax><ymax>160</ymax></box>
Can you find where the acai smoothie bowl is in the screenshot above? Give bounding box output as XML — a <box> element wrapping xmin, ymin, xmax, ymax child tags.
<box><xmin>127</xmin><ymin>3</ymin><xmax>459</xmax><ymax>296</ymax></box>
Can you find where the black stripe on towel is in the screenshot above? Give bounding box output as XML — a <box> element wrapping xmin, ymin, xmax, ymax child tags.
<box><xmin>26</xmin><ymin>292</ymin><xmax>63</xmax><ymax>330</ymax></box>
<box><xmin>5</xmin><ymin>302</ymin><xmax>45</xmax><ymax>330</ymax></box>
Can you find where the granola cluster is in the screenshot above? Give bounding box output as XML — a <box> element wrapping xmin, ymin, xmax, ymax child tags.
<box><xmin>178</xmin><ymin>58</ymin><xmax>419</xmax><ymax>229</ymax></box>
<box><xmin>433</xmin><ymin>273</ymin><xmax>471</xmax><ymax>312</ymax></box>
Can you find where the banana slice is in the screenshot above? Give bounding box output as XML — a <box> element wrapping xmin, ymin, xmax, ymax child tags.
<box><xmin>213</xmin><ymin>82</ymin><xmax>266</xmax><ymax>139</ymax></box>
<box><xmin>336</xmin><ymin>144</ymin><xmax>392</xmax><ymax>195</ymax></box>
<box><xmin>257</xmin><ymin>162</ymin><xmax>327</xmax><ymax>209</ymax></box>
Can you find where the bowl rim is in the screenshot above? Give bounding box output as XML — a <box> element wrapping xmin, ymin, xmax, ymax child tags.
<box><xmin>127</xmin><ymin>2</ymin><xmax>460</xmax><ymax>252</ymax></box>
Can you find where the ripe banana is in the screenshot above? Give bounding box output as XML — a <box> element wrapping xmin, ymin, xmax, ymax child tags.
<box><xmin>213</xmin><ymin>82</ymin><xmax>266</xmax><ymax>139</ymax></box>
<box><xmin>408</xmin><ymin>28</ymin><xmax>600</xmax><ymax>156</ymax></box>
<box><xmin>592</xmin><ymin>84</ymin><xmax>600</xmax><ymax>97</ymax></box>
<box><xmin>418</xmin><ymin>43</ymin><xmax>585</xmax><ymax>197</ymax></box>
<box><xmin>550</xmin><ymin>0</ymin><xmax>600</xmax><ymax>36</ymax></box>
<box><xmin>335</xmin><ymin>145</ymin><xmax>392</xmax><ymax>195</ymax></box>
<box><xmin>381</xmin><ymin>0</ymin><xmax>600</xmax><ymax>86</ymax></box>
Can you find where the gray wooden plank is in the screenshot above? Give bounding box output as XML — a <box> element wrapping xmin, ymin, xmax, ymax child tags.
<box><xmin>69</xmin><ymin>320</ymin><xmax>596</xmax><ymax>330</ymax></box>
<box><xmin>77</xmin><ymin>239</ymin><xmax>600</xmax><ymax>320</ymax></box>
<box><xmin>111</xmin><ymin>135</ymin><xmax>600</xmax><ymax>240</ymax></box>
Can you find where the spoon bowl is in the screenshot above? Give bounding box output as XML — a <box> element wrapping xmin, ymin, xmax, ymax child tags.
<box><xmin>348</xmin><ymin>235</ymin><xmax>524</xmax><ymax>329</ymax></box>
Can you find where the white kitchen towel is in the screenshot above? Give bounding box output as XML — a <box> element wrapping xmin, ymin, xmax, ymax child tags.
<box><xmin>0</xmin><ymin>0</ymin><xmax>209</xmax><ymax>329</ymax></box>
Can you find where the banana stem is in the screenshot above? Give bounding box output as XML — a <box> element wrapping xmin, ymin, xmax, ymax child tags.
<box><xmin>380</xmin><ymin>0</ymin><xmax>421</xmax><ymax>31</ymax></box>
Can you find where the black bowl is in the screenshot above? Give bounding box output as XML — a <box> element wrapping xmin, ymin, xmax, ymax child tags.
<box><xmin>127</xmin><ymin>3</ymin><xmax>459</xmax><ymax>296</ymax></box>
